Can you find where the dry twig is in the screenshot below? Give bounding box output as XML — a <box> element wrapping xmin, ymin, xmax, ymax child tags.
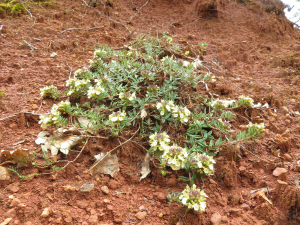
<box><xmin>61</xmin><ymin>27</ymin><xmax>103</xmax><ymax>34</ymax></box>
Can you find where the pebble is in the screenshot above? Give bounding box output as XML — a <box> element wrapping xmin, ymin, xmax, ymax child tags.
<box><xmin>156</xmin><ymin>192</ymin><xmax>166</xmax><ymax>201</ymax></box>
<box><xmin>10</xmin><ymin>198</ymin><xmax>20</xmax><ymax>208</ymax></box>
<box><xmin>7</xmin><ymin>183</ymin><xmax>20</xmax><ymax>193</ymax></box>
<box><xmin>63</xmin><ymin>185</ymin><xmax>76</xmax><ymax>192</ymax></box>
<box><xmin>135</xmin><ymin>211</ymin><xmax>147</xmax><ymax>220</ymax></box>
<box><xmin>273</xmin><ymin>167</ymin><xmax>287</xmax><ymax>177</ymax></box>
<box><xmin>41</xmin><ymin>208</ymin><xmax>51</xmax><ymax>217</ymax></box>
<box><xmin>109</xmin><ymin>180</ymin><xmax>118</xmax><ymax>189</ymax></box>
<box><xmin>0</xmin><ymin>166</ymin><xmax>10</xmax><ymax>180</ymax></box>
<box><xmin>241</xmin><ymin>203</ymin><xmax>250</xmax><ymax>211</ymax></box>
<box><xmin>101</xmin><ymin>186</ymin><xmax>110</xmax><ymax>194</ymax></box>
<box><xmin>283</xmin><ymin>153</ymin><xmax>292</xmax><ymax>162</ymax></box>
<box><xmin>80</xmin><ymin>183</ymin><xmax>94</xmax><ymax>193</ymax></box>
<box><xmin>103</xmin><ymin>199</ymin><xmax>110</xmax><ymax>204</ymax></box>
<box><xmin>210</xmin><ymin>212</ymin><xmax>222</xmax><ymax>225</ymax></box>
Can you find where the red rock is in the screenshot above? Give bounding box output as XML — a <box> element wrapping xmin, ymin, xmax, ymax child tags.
<box><xmin>221</xmin><ymin>216</ymin><xmax>229</xmax><ymax>223</ymax></box>
<box><xmin>107</xmin><ymin>205</ymin><xmax>114</xmax><ymax>211</ymax></box>
<box><xmin>88</xmin><ymin>214</ymin><xmax>98</xmax><ymax>224</ymax></box>
<box><xmin>283</xmin><ymin>153</ymin><xmax>292</xmax><ymax>162</ymax></box>
<box><xmin>103</xmin><ymin>199</ymin><xmax>110</xmax><ymax>204</ymax></box>
<box><xmin>109</xmin><ymin>180</ymin><xmax>118</xmax><ymax>190</ymax></box>
<box><xmin>156</xmin><ymin>192</ymin><xmax>166</xmax><ymax>201</ymax></box>
<box><xmin>10</xmin><ymin>198</ymin><xmax>20</xmax><ymax>208</ymax></box>
<box><xmin>166</xmin><ymin>177</ymin><xmax>176</xmax><ymax>186</ymax></box>
<box><xmin>7</xmin><ymin>183</ymin><xmax>20</xmax><ymax>193</ymax></box>
<box><xmin>241</xmin><ymin>203</ymin><xmax>250</xmax><ymax>211</ymax></box>
<box><xmin>210</xmin><ymin>212</ymin><xmax>221</xmax><ymax>225</ymax></box>
<box><xmin>135</xmin><ymin>211</ymin><xmax>147</xmax><ymax>220</ymax></box>
<box><xmin>101</xmin><ymin>186</ymin><xmax>109</xmax><ymax>194</ymax></box>
<box><xmin>273</xmin><ymin>168</ymin><xmax>287</xmax><ymax>177</ymax></box>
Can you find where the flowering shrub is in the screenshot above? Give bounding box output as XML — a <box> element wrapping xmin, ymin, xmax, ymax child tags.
<box><xmin>66</xmin><ymin>78</ymin><xmax>90</xmax><ymax>96</ymax></box>
<box><xmin>179</xmin><ymin>184</ymin><xmax>208</xmax><ymax>212</ymax></box>
<box><xmin>40</xmin><ymin>85</ymin><xmax>60</xmax><ymax>100</ymax></box>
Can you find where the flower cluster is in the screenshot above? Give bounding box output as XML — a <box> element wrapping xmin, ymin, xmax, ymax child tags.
<box><xmin>87</xmin><ymin>86</ymin><xmax>105</xmax><ymax>98</ymax></box>
<box><xmin>119</xmin><ymin>92</ymin><xmax>136</xmax><ymax>102</ymax></box>
<box><xmin>149</xmin><ymin>132</ymin><xmax>171</xmax><ymax>152</ymax></box>
<box><xmin>38</xmin><ymin>114</ymin><xmax>58</xmax><ymax>129</ymax></box>
<box><xmin>247</xmin><ymin>122</ymin><xmax>265</xmax><ymax>131</ymax></box>
<box><xmin>211</xmin><ymin>99</ymin><xmax>235</xmax><ymax>109</ymax></box>
<box><xmin>51</xmin><ymin>100</ymin><xmax>71</xmax><ymax>117</ymax></box>
<box><xmin>239</xmin><ymin>95</ymin><xmax>254</xmax><ymax>107</ymax></box>
<box><xmin>66</xmin><ymin>78</ymin><xmax>90</xmax><ymax>96</ymax></box>
<box><xmin>156</xmin><ymin>100</ymin><xmax>174</xmax><ymax>116</ymax></box>
<box><xmin>147</xmin><ymin>85</ymin><xmax>159</xmax><ymax>93</ymax></box>
<box><xmin>172</xmin><ymin>106</ymin><xmax>191</xmax><ymax>123</ymax></box>
<box><xmin>161</xmin><ymin>145</ymin><xmax>188</xmax><ymax>170</ymax></box>
<box><xmin>95</xmin><ymin>76</ymin><xmax>109</xmax><ymax>86</ymax></box>
<box><xmin>179</xmin><ymin>184</ymin><xmax>208</xmax><ymax>212</ymax></box>
<box><xmin>189</xmin><ymin>153</ymin><xmax>216</xmax><ymax>176</ymax></box>
<box><xmin>94</xmin><ymin>49</ymin><xmax>107</xmax><ymax>58</ymax></box>
<box><xmin>39</xmin><ymin>100</ymin><xmax>70</xmax><ymax>128</ymax></box>
<box><xmin>218</xmin><ymin>118</ymin><xmax>231</xmax><ymax>129</ymax></box>
<box><xmin>74</xmin><ymin>67</ymin><xmax>89</xmax><ymax>77</ymax></box>
<box><xmin>40</xmin><ymin>85</ymin><xmax>60</xmax><ymax>99</ymax></box>
<box><xmin>109</xmin><ymin>111</ymin><xmax>126</xmax><ymax>123</ymax></box>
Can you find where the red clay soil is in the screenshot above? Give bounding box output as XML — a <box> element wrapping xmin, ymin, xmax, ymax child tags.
<box><xmin>1</xmin><ymin>0</ymin><xmax>300</xmax><ymax>224</ymax></box>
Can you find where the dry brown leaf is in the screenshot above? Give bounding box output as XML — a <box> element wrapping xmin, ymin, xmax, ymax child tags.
<box><xmin>0</xmin><ymin>148</ymin><xmax>34</xmax><ymax>167</ymax></box>
<box><xmin>140</xmin><ymin>153</ymin><xmax>151</xmax><ymax>181</ymax></box>
<box><xmin>90</xmin><ymin>152</ymin><xmax>119</xmax><ymax>177</ymax></box>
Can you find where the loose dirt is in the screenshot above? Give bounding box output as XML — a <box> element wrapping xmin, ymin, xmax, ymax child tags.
<box><xmin>1</xmin><ymin>0</ymin><xmax>300</xmax><ymax>224</ymax></box>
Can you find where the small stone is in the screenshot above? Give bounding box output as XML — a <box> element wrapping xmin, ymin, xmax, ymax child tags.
<box><xmin>10</xmin><ymin>198</ymin><xmax>20</xmax><ymax>208</ymax></box>
<box><xmin>158</xmin><ymin>213</ymin><xmax>163</xmax><ymax>218</ymax></box>
<box><xmin>101</xmin><ymin>186</ymin><xmax>109</xmax><ymax>194</ymax></box>
<box><xmin>32</xmin><ymin>104</ymin><xmax>38</xmax><ymax>110</ymax></box>
<box><xmin>63</xmin><ymin>185</ymin><xmax>76</xmax><ymax>192</ymax></box>
<box><xmin>107</xmin><ymin>205</ymin><xmax>113</xmax><ymax>211</ymax></box>
<box><xmin>283</xmin><ymin>153</ymin><xmax>292</xmax><ymax>162</ymax></box>
<box><xmin>103</xmin><ymin>199</ymin><xmax>110</xmax><ymax>204</ymax></box>
<box><xmin>135</xmin><ymin>211</ymin><xmax>147</xmax><ymax>220</ymax></box>
<box><xmin>210</xmin><ymin>212</ymin><xmax>221</xmax><ymax>225</ymax></box>
<box><xmin>156</xmin><ymin>192</ymin><xmax>166</xmax><ymax>201</ymax></box>
<box><xmin>241</xmin><ymin>203</ymin><xmax>250</xmax><ymax>211</ymax></box>
<box><xmin>4</xmin><ymin>208</ymin><xmax>16</xmax><ymax>218</ymax></box>
<box><xmin>41</xmin><ymin>208</ymin><xmax>51</xmax><ymax>217</ymax></box>
<box><xmin>166</xmin><ymin>177</ymin><xmax>176</xmax><ymax>187</ymax></box>
<box><xmin>80</xmin><ymin>183</ymin><xmax>94</xmax><ymax>193</ymax></box>
<box><xmin>51</xmin><ymin>174</ymin><xmax>57</xmax><ymax>180</ymax></box>
<box><xmin>0</xmin><ymin>166</ymin><xmax>10</xmax><ymax>180</ymax></box>
<box><xmin>75</xmin><ymin>175</ymin><xmax>82</xmax><ymax>181</ymax></box>
<box><xmin>24</xmin><ymin>222</ymin><xmax>32</xmax><ymax>225</ymax></box>
<box><xmin>88</xmin><ymin>214</ymin><xmax>98</xmax><ymax>224</ymax></box>
<box><xmin>139</xmin><ymin>205</ymin><xmax>146</xmax><ymax>211</ymax></box>
<box><xmin>221</xmin><ymin>216</ymin><xmax>229</xmax><ymax>223</ymax></box>
<box><xmin>7</xmin><ymin>183</ymin><xmax>20</xmax><ymax>193</ymax></box>
<box><xmin>109</xmin><ymin>180</ymin><xmax>118</xmax><ymax>190</ymax></box>
<box><xmin>273</xmin><ymin>168</ymin><xmax>288</xmax><ymax>177</ymax></box>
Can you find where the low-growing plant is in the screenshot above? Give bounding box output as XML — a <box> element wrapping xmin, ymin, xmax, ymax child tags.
<box><xmin>38</xmin><ymin>34</ymin><xmax>265</xmax><ymax>212</ymax></box>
